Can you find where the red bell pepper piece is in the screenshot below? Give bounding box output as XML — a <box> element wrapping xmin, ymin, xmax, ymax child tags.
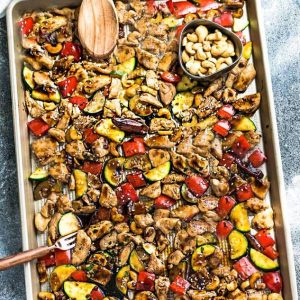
<box><xmin>146</xmin><ymin>0</ymin><xmax>157</xmax><ymax>14</ymax></box>
<box><xmin>90</xmin><ymin>288</ymin><xmax>104</xmax><ymax>300</ymax></box>
<box><xmin>83</xmin><ymin>128</ymin><xmax>100</xmax><ymax>144</ymax></box>
<box><xmin>123</xmin><ymin>137</ymin><xmax>146</xmax><ymax>157</ymax></box>
<box><xmin>232</xmin><ymin>135</ymin><xmax>251</xmax><ymax>157</ymax></box>
<box><xmin>136</xmin><ymin>271</ymin><xmax>156</xmax><ymax>291</ymax></box>
<box><xmin>233</xmin><ymin>257</ymin><xmax>257</xmax><ymax>280</ymax></box>
<box><xmin>82</xmin><ymin>161</ymin><xmax>103</xmax><ymax>175</ymax></box>
<box><xmin>176</xmin><ymin>24</ymin><xmax>185</xmax><ymax>39</ymax></box>
<box><xmin>18</xmin><ymin>17</ymin><xmax>34</xmax><ymax>35</ymax></box>
<box><xmin>116</xmin><ymin>183</ymin><xmax>139</xmax><ymax>205</ymax></box>
<box><xmin>71</xmin><ymin>270</ymin><xmax>88</xmax><ymax>282</ymax></box>
<box><xmin>167</xmin><ymin>1</ymin><xmax>198</xmax><ymax>18</ymax></box>
<box><xmin>262</xmin><ymin>272</ymin><xmax>282</xmax><ymax>293</ymax></box>
<box><xmin>185</xmin><ymin>176</ymin><xmax>209</xmax><ymax>197</ymax></box>
<box><xmin>126</xmin><ymin>172</ymin><xmax>146</xmax><ymax>188</ymax></box>
<box><xmin>38</xmin><ymin>252</ymin><xmax>55</xmax><ymax>267</ymax></box>
<box><xmin>55</xmin><ymin>249</ymin><xmax>71</xmax><ymax>266</ymax></box>
<box><xmin>248</xmin><ymin>149</ymin><xmax>267</xmax><ymax>168</ymax></box>
<box><xmin>255</xmin><ymin>230</ymin><xmax>275</xmax><ymax>248</ymax></box>
<box><xmin>154</xmin><ymin>195</ymin><xmax>176</xmax><ymax>209</ymax></box>
<box><xmin>216</xmin><ymin>220</ymin><xmax>234</xmax><ymax>239</ymax></box>
<box><xmin>219</xmin><ymin>153</ymin><xmax>235</xmax><ymax>168</ymax></box>
<box><xmin>215</xmin><ymin>11</ymin><xmax>233</xmax><ymax>27</ymax></box>
<box><xmin>27</xmin><ymin>118</ymin><xmax>50</xmax><ymax>137</ymax></box>
<box><xmin>69</xmin><ymin>95</ymin><xmax>88</xmax><ymax>110</ymax></box>
<box><xmin>235</xmin><ymin>31</ymin><xmax>246</xmax><ymax>45</ymax></box>
<box><xmin>216</xmin><ymin>196</ymin><xmax>236</xmax><ymax>218</ymax></box>
<box><xmin>57</xmin><ymin>76</ymin><xmax>78</xmax><ymax>98</ymax></box>
<box><xmin>61</xmin><ymin>42</ymin><xmax>82</xmax><ymax>62</ymax></box>
<box><xmin>236</xmin><ymin>183</ymin><xmax>253</xmax><ymax>202</ymax></box>
<box><xmin>213</xmin><ymin>119</ymin><xmax>231</xmax><ymax>137</ymax></box>
<box><xmin>263</xmin><ymin>246</ymin><xmax>279</xmax><ymax>260</ymax></box>
<box><xmin>217</xmin><ymin>104</ymin><xmax>235</xmax><ymax>120</ymax></box>
<box><xmin>161</xmin><ymin>71</ymin><xmax>181</xmax><ymax>83</ymax></box>
<box><xmin>198</xmin><ymin>0</ymin><xmax>222</xmax><ymax>11</ymax></box>
<box><xmin>170</xmin><ymin>276</ymin><xmax>190</xmax><ymax>295</ymax></box>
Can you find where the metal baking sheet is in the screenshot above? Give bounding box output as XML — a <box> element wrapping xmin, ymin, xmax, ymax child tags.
<box><xmin>6</xmin><ymin>0</ymin><xmax>298</xmax><ymax>299</ymax></box>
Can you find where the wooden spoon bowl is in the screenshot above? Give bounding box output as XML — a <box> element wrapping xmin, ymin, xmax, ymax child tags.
<box><xmin>78</xmin><ymin>0</ymin><xmax>119</xmax><ymax>60</ymax></box>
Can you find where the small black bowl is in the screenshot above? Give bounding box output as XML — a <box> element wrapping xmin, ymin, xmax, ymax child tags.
<box><xmin>178</xmin><ymin>19</ymin><xmax>243</xmax><ymax>83</ymax></box>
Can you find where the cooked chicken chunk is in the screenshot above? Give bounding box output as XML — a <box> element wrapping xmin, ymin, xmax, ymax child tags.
<box><xmin>162</xmin><ymin>184</ymin><xmax>181</xmax><ymax>200</ymax></box>
<box><xmin>159</xmin><ymin>81</ymin><xmax>176</xmax><ymax>105</ymax></box>
<box><xmin>72</xmin><ymin>230</ymin><xmax>92</xmax><ymax>265</ymax></box>
<box><xmin>31</xmin><ymin>138</ymin><xmax>58</xmax><ymax>165</ymax></box>
<box><xmin>140</xmin><ymin>181</ymin><xmax>161</xmax><ymax>199</ymax></box>
<box><xmin>233</xmin><ymin>93</ymin><xmax>261</xmax><ymax>114</ymax></box>
<box><xmin>99</xmin><ymin>184</ymin><xmax>118</xmax><ymax>208</ymax></box>
<box><xmin>140</xmin><ymin>93</ymin><xmax>163</xmax><ymax>108</ymax></box>
<box><xmin>134</xmin><ymin>214</ymin><xmax>154</xmax><ymax>229</ymax></box>
<box><xmin>83</xmin><ymin>76</ymin><xmax>111</xmax><ymax>94</ymax></box>
<box><xmin>155</xmin><ymin>277</ymin><xmax>170</xmax><ymax>300</ymax></box>
<box><xmin>146</xmin><ymin>70</ymin><xmax>160</xmax><ymax>90</ymax></box>
<box><xmin>99</xmin><ymin>231</ymin><xmax>117</xmax><ymax>250</ymax></box>
<box><xmin>234</xmin><ymin>64</ymin><xmax>256</xmax><ymax>92</ymax></box>
<box><xmin>198</xmin><ymin>195</ymin><xmax>219</xmax><ymax>212</ymax></box>
<box><xmin>252</xmin><ymin>208</ymin><xmax>274</xmax><ymax>229</ymax></box>
<box><xmin>87</xmin><ymin>221</ymin><xmax>113</xmax><ymax>241</ymax></box>
<box><xmin>158</xmin><ymin>52</ymin><xmax>177</xmax><ymax>72</ymax></box>
<box><xmin>174</xmin><ymin>229</ymin><xmax>196</xmax><ymax>254</ymax></box>
<box><xmin>246</xmin><ymin>197</ymin><xmax>268</xmax><ymax>213</ymax></box>
<box><xmin>147</xmin><ymin>253</ymin><xmax>166</xmax><ymax>275</ymax></box>
<box><xmin>92</xmin><ymin>137</ymin><xmax>109</xmax><ymax>158</ymax></box>
<box><xmin>171</xmin><ymin>205</ymin><xmax>200</xmax><ymax>220</ymax></box>
<box><xmin>149</xmin><ymin>149</ymin><xmax>170</xmax><ymax>168</ymax></box>
<box><xmin>155</xmin><ymin>218</ymin><xmax>181</xmax><ymax>235</ymax></box>
<box><xmin>153</xmin><ymin>209</ymin><xmax>170</xmax><ymax>222</ymax></box>
<box><xmin>118</xmin><ymin>242</ymin><xmax>134</xmax><ymax>266</ymax></box>
<box><xmin>187</xmin><ymin>220</ymin><xmax>212</xmax><ymax>237</ymax></box>
<box><xmin>40</xmin><ymin>16</ymin><xmax>67</xmax><ymax>34</ymax></box>
<box><xmin>168</xmin><ymin>250</ymin><xmax>185</xmax><ymax>266</ymax></box>
<box><xmin>65</xmin><ymin>140</ymin><xmax>86</xmax><ymax>160</ymax></box>
<box><xmin>145</xmin><ymin>135</ymin><xmax>175</xmax><ymax>149</ymax></box>
<box><xmin>25</xmin><ymin>91</ymin><xmax>45</xmax><ymax>118</ymax></box>
<box><xmin>49</xmin><ymin>163</ymin><xmax>69</xmax><ymax>183</ymax></box>
<box><xmin>141</xmin><ymin>36</ymin><xmax>167</xmax><ymax>56</ymax></box>
<box><xmin>136</xmin><ymin>48</ymin><xmax>159</xmax><ymax>70</ymax></box>
<box><xmin>115</xmin><ymin>45</ymin><xmax>135</xmax><ymax>63</ymax></box>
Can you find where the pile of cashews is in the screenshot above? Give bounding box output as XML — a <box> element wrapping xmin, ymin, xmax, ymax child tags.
<box><xmin>181</xmin><ymin>25</ymin><xmax>236</xmax><ymax>76</ymax></box>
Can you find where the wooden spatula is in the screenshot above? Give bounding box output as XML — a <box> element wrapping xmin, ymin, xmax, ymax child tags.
<box><xmin>78</xmin><ymin>0</ymin><xmax>119</xmax><ymax>60</ymax></box>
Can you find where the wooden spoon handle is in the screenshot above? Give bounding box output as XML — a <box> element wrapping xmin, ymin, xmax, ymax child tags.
<box><xmin>0</xmin><ymin>246</ymin><xmax>54</xmax><ymax>271</ymax></box>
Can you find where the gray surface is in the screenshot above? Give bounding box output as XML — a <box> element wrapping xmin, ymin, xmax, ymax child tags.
<box><xmin>0</xmin><ymin>1</ymin><xmax>299</xmax><ymax>299</ymax></box>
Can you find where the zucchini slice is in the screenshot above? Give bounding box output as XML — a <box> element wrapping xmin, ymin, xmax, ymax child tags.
<box><xmin>228</xmin><ymin>230</ymin><xmax>248</xmax><ymax>260</ymax></box>
<box><xmin>129</xmin><ymin>249</ymin><xmax>145</xmax><ymax>272</ymax></box>
<box><xmin>104</xmin><ymin>157</ymin><xmax>125</xmax><ymax>186</ymax></box>
<box><xmin>29</xmin><ymin>167</ymin><xmax>48</xmax><ymax>181</ymax></box>
<box><xmin>64</xmin><ymin>281</ymin><xmax>98</xmax><ymax>300</ymax></box>
<box><xmin>169</xmin><ymin>261</ymin><xmax>187</xmax><ymax>281</ymax></box>
<box><xmin>144</xmin><ymin>161</ymin><xmax>171</xmax><ymax>182</ymax></box>
<box><xmin>191</xmin><ymin>245</ymin><xmax>215</xmax><ymax>271</ymax></box>
<box><xmin>22</xmin><ymin>65</ymin><xmax>35</xmax><ymax>90</ymax></box>
<box><xmin>74</xmin><ymin>169</ymin><xmax>88</xmax><ymax>198</ymax></box>
<box><xmin>172</xmin><ymin>92</ymin><xmax>194</xmax><ymax>115</ymax></box>
<box><xmin>162</xmin><ymin>16</ymin><xmax>180</xmax><ymax>28</ymax></box>
<box><xmin>116</xmin><ymin>265</ymin><xmax>130</xmax><ymax>295</ymax></box>
<box><xmin>95</xmin><ymin>119</ymin><xmax>125</xmax><ymax>143</ymax></box>
<box><xmin>84</xmin><ymin>91</ymin><xmax>106</xmax><ymax>114</ymax></box>
<box><xmin>243</xmin><ymin>41</ymin><xmax>253</xmax><ymax>60</ymax></box>
<box><xmin>58</xmin><ymin>212</ymin><xmax>81</xmax><ymax>236</ymax></box>
<box><xmin>176</xmin><ymin>75</ymin><xmax>197</xmax><ymax>92</ymax></box>
<box><xmin>181</xmin><ymin>183</ymin><xmax>198</xmax><ymax>203</ymax></box>
<box><xmin>232</xmin><ymin>116</ymin><xmax>256</xmax><ymax>131</ymax></box>
<box><xmin>129</xmin><ymin>96</ymin><xmax>153</xmax><ymax>117</ymax></box>
<box><xmin>250</xmin><ymin>248</ymin><xmax>279</xmax><ymax>271</ymax></box>
<box><xmin>196</xmin><ymin>233</ymin><xmax>218</xmax><ymax>246</ymax></box>
<box><xmin>43</xmin><ymin>102</ymin><xmax>57</xmax><ymax>111</ymax></box>
<box><xmin>50</xmin><ymin>265</ymin><xmax>76</xmax><ymax>292</ymax></box>
<box><xmin>31</xmin><ymin>89</ymin><xmax>61</xmax><ymax>104</ymax></box>
<box><xmin>142</xmin><ymin>243</ymin><xmax>156</xmax><ymax>255</ymax></box>
<box><xmin>115</xmin><ymin>57</ymin><xmax>136</xmax><ymax>74</ymax></box>
<box><xmin>230</xmin><ymin>203</ymin><xmax>251</xmax><ymax>233</ymax></box>
<box><xmin>233</xmin><ymin>17</ymin><xmax>249</xmax><ymax>32</ymax></box>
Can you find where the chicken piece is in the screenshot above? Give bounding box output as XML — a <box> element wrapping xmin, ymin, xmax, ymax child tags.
<box><xmin>159</xmin><ymin>81</ymin><xmax>176</xmax><ymax>105</ymax></box>
<box><xmin>33</xmin><ymin>71</ymin><xmax>56</xmax><ymax>91</ymax></box>
<box><xmin>157</xmin><ymin>232</ymin><xmax>169</xmax><ymax>252</ymax></box>
<box><xmin>35</xmin><ymin>213</ymin><xmax>51</xmax><ymax>232</ymax></box>
<box><xmin>210</xmin><ymin>137</ymin><xmax>222</xmax><ymax>161</ymax></box>
<box><xmin>149</xmin><ymin>149</ymin><xmax>170</xmax><ymax>168</ymax></box>
<box><xmin>55</xmin><ymin>111</ymin><xmax>70</xmax><ymax>130</ymax></box>
<box><xmin>198</xmin><ymin>195</ymin><xmax>219</xmax><ymax>212</ymax></box>
<box><xmin>195</xmin><ymin>95</ymin><xmax>222</xmax><ymax>119</ymax></box>
<box><xmin>41</xmin><ymin>111</ymin><xmax>59</xmax><ymax>127</ymax></box>
<box><xmin>155</xmin><ymin>277</ymin><xmax>170</xmax><ymax>300</ymax></box>
<box><xmin>147</xmin><ymin>253</ymin><xmax>166</xmax><ymax>275</ymax></box>
<box><xmin>225</xmin><ymin>56</ymin><xmax>248</xmax><ymax>88</ymax></box>
<box><xmin>40</xmin><ymin>199</ymin><xmax>56</xmax><ymax>218</ymax></box>
<box><xmin>31</xmin><ymin>138</ymin><xmax>58</xmax><ymax>165</ymax></box>
<box><xmin>136</xmin><ymin>48</ymin><xmax>159</xmax><ymax>70</ymax></box>
<box><xmin>48</xmin><ymin>128</ymin><xmax>65</xmax><ymax>143</ymax></box>
<box><xmin>246</xmin><ymin>290</ymin><xmax>265</xmax><ymax>300</ymax></box>
<box><xmin>268</xmin><ymin>294</ymin><xmax>283</xmax><ymax>300</ymax></box>
<box><xmin>188</xmin><ymin>154</ymin><xmax>209</xmax><ymax>177</ymax></box>
<box><xmin>228</xmin><ymin>288</ymin><xmax>247</xmax><ymax>300</ymax></box>
<box><xmin>141</xmin><ymin>36</ymin><xmax>167</xmax><ymax>56</ymax></box>
<box><xmin>153</xmin><ymin>209</ymin><xmax>170</xmax><ymax>222</ymax></box>
<box><xmin>246</xmin><ymin>198</ymin><xmax>268</xmax><ymax>213</ymax></box>
<box><xmin>48</xmin><ymin>212</ymin><xmax>62</xmax><ymax>242</ymax></box>
<box><xmin>233</xmin><ymin>93</ymin><xmax>261</xmax><ymax>114</ymax></box>
<box><xmin>155</xmin><ymin>218</ymin><xmax>181</xmax><ymax>235</ymax></box>
<box><xmin>252</xmin><ymin>208</ymin><xmax>274</xmax><ymax>229</ymax></box>
<box><xmin>109</xmin><ymin>78</ymin><xmax>123</xmax><ymax>99</ymax></box>
<box><xmin>224</xmin><ymin>0</ymin><xmax>244</xmax><ymax>8</ymax></box>
<box><xmin>162</xmin><ymin>184</ymin><xmax>181</xmax><ymax>200</ymax></box>
<box><xmin>177</xmin><ymin>138</ymin><xmax>197</xmax><ymax>157</ymax></box>
<box><xmin>208</xmin><ymin>247</ymin><xmax>223</xmax><ymax>269</ymax></box>
<box><xmin>245</xmin><ymin>131</ymin><xmax>261</xmax><ymax>148</ymax></box>
<box><xmin>168</xmin><ymin>250</ymin><xmax>185</xmax><ymax>266</ymax></box>
<box><xmin>162</xmin><ymin>173</ymin><xmax>186</xmax><ymax>184</ymax></box>
<box><xmin>87</xmin><ymin>221</ymin><xmax>113</xmax><ymax>241</ymax></box>
<box><xmin>99</xmin><ymin>184</ymin><xmax>118</xmax><ymax>208</ymax></box>
<box><xmin>167</xmin><ymin>38</ymin><xmax>178</xmax><ymax>52</ymax></box>
<box><xmin>158</xmin><ymin>52</ymin><xmax>178</xmax><ymax>72</ymax></box>
<box><xmin>204</xmin><ymin>78</ymin><xmax>223</xmax><ymax>97</ymax></box>
<box><xmin>24</xmin><ymin>55</ymin><xmax>42</xmax><ymax>71</ymax></box>
<box><xmin>234</xmin><ymin>64</ymin><xmax>256</xmax><ymax>92</ymax></box>
<box><xmin>144</xmin><ymin>227</ymin><xmax>156</xmax><ymax>243</ymax></box>
<box><xmin>115</xmin><ymin>222</ymin><xmax>130</xmax><ymax>234</ymax></box>
<box><xmin>49</xmin><ymin>163</ymin><xmax>69</xmax><ymax>183</ymax></box>
<box><xmin>193</xmin><ymin>129</ymin><xmax>214</xmax><ymax>152</ymax></box>
<box><xmin>73</xmin><ymin>115</ymin><xmax>97</xmax><ymax>132</ymax></box>
<box><xmin>171</xmin><ymin>205</ymin><xmax>199</xmax><ymax>220</ymax></box>
<box><xmin>118</xmin><ymin>242</ymin><xmax>134</xmax><ymax>266</ymax></box>
<box><xmin>188</xmin><ymin>290</ymin><xmax>217</xmax><ymax>300</ymax></box>
<box><xmin>71</xmin><ymin>230</ymin><xmax>92</xmax><ymax>265</ymax></box>
<box><xmin>222</xmin><ymin>87</ymin><xmax>237</xmax><ymax>103</ymax></box>
<box><xmin>56</xmin><ymin>195</ymin><xmax>73</xmax><ymax>214</ymax></box>
<box><xmin>83</xmin><ymin>76</ymin><xmax>111</xmax><ymax>94</ymax></box>
<box><xmin>115</xmin><ymin>45</ymin><xmax>135</xmax><ymax>63</ymax></box>
<box><xmin>222</xmin><ymin>131</ymin><xmax>243</xmax><ymax>150</ymax></box>
<box><xmin>65</xmin><ymin>140</ymin><xmax>86</xmax><ymax>160</ymax></box>
<box><xmin>134</xmin><ymin>214</ymin><xmax>154</xmax><ymax>229</ymax></box>
<box><xmin>124</xmin><ymin>154</ymin><xmax>151</xmax><ymax>171</ymax></box>
<box><xmin>150</xmin><ymin>118</ymin><xmax>176</xmax><ymax>132</ymax></box>
<box><xmin>126</xmin><ymin>31</ymin><xmax>142</xmax><ymax>45</ymax></box>
<box><xmin>146</xmin><ymin>70</ymin><xmax>160</xmax><ymax>90</ymax></box>
<box><xmin>51</xmin><ymin>7</ymin><xmax>76</xmax><ymax>19</ymax></box>
<box><xmin>99</xmin><ymin>231</ymin><xmax>117</xmax><ymax>250</ymax></box>
<box><xmin>40</xmin><ymin>16</ymin><xmax>67</xmax><ymax>34</ymax></box>
<box><xmin>174</xmin><ymin>229</ymin><xmax>196</xmax><ymax>254</ymax></box>
<box><xmin>25</xmin><ymin>91</ymin><xmax>45</xmax><ymax>118</ymax></box>
<box><xmin>116</xmin><ymin>1</ymin><xmax>137</xmax><ymax>25</ymax></box>
<box><xmin>187</xmin><ymin>220</ymin><xmax>212</xmax><ymax>237</ymax></box>
<box><xmin>92</xmin><ymin>137</ymin><xmax>109</xmax><ymax>158</ymax></box>
<box><xmin>148</xmin><ymin>23</ymin><xmax>169</xmax><ymax>39</ymax></box>
<box><xmin>145</xmin><ymin>135</ymin><xmax>175</xmax><ymax>149</ymax></box>
<box><xmin>140</xmin><ymin>181</ymin><xmax>161</xmax><ymax>199</ymax></box>
<box><xmin>170</xmin><ymin>151</ymin><xmax>190</xmax><ymax>174</ymax></box>
<box><xmin>82</xmin><ymin>61</ymin><xmax>112</xmax><ymax>75</ymax></box>
<box><xmin>140</xmin><ymin>93</ymin><xmax>163</xmax><ymax>108</ymax></box>
<box><xmin>210</xmin><ymin>178</ymin><xmax>229</xmax><ymax>197</ymax></box>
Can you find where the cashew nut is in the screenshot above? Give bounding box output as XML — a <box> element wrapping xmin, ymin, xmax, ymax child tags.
<box><xmin>186</xmin><ymin>59</ymin><xmax>201</xmax><ymax>75</ymax></box>
<box><xmin>185</xmin><ymin>42</ymin><xmax>196</xmax><ymax>55</ymax></box>
<box><xmin>192</xmin><ymin>43</ymin><xmax>202</xmax><ymax>50</ymax></box>
<box><xmin>196</xmin><ymin>47</ymin><xmax>206</xmax><ymax>61</ymax></box>
<box><xmin>240</xmin><ymin>280</ymin><xmax>250</xmax><ymax>291</ymax></box>
<box><xmin>203</xmin><ymin>41</ymin><xmax>211</xmax><ymax>52</ymax></box>
<box><xmin>182</xmin><ymin>50</ymin><xmax>190</xmax><ymax>63</ymax></box>
<box><xmin>208</xmin><ymin>67</ymin><xmax>217</xmax><ymax>75</ymax></box>
<box><xmin>209</xmin><ymin>57</ymin><xmax>217</xmax><ymax>64</ymax></box>
<box><xmin>187</xmin><ymin>32</ymin><xmax>198</xmax><ymax>43</ymax></box>
<box><xmin>221</xmin><ymin>40</ymin><xmax>235</xmax><ymax>57</ymax></box>
<box><xmin>202</xmin><ymin>60</ymin><xmax>215</xmax><ymax>69</ymax></box>
<box><xmin>195</xmin><ymin>25</ymin><xmax>208</xmax><ymax>42</ymax></box>
<box><xmin>182</xmin><ymin>36</ymin><xmax>188</xmax><ymax>47</ymax></box>
<box><xmin>249</xmin><ymin>272</ymin><xmax>262</xmax><ymax>289</ymax></box>
<box><xmin>158</xmin><ymin>108</ymin><xmax>171</xmax><ymax>119</ymax></box>
<box><xmin>211</xmin><ymin>41</ymin><xmax>228</xmax><ymax>56</ymax></box>
<box><xmin>207</xmin><ymin>29</ymin><xmax>222</xmax><ymax>41</ymax></box>
<box><xmin>206</xmin><ymin>275</ymin><xmax>220</xmax><ymax>291</ymax></box>
<box><xmin>205</xmin><ymin>51</ymin><xmax>212</xmax><ymax>59</ymax></box>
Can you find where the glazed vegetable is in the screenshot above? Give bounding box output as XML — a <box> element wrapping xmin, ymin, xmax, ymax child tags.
<box><xmin>232</xmin><ymin>135</ymin><xmax>251</xmax><ymax>157</ymax></box>
<box><xmin>28</xmin><ymin>118</ymin><xmax>50</xmax><ymax>137</ymax></box>
<box><xmin>61</xmin><ymin>42</ymin><xmax>82</xmax><ymax>62</ymax></box>
<box><xmin>249</xmin><ymin>149</ymin><xmax>267</xmax><ymax>167</ymax></box>
<box><xmin>95</xmin><ymin>119</ymin><xmax>125</xmax><ymax>143</ymax></box>
<box><xmin>231</xmin><ymin>116</ymin><xmax>256</xmax><ymax>131</ymax></box>
<box><xmin>112</xmin><ymin>118</ymin><xmax>149</xmax><ymax>134</ymax></box>
<box><xmin>169</xmin><ymin>276</ymin><xmax>190</xmax><ymax>295</ymax></box>
<box><xmin>104</xmin><ymin>157</ymin><xmax>125</xmax><ymax>186</ymax></box>
<box><xmin>154</xmin><ymin>195</ymin><xmax>176</xmax><ymax>208</ymax></box>
<box><xmin>57</xmin><ymin>76</ymin><xmax>78</xmax><ymax>98</ymax></box>
<box><xmin>144</xmin><ymin>161</ymin><xmax>171</xmax><ymax>181</ymax></box>
<box><xmin>249</xmin><ymin>248</ymin><xmax>279</xmax><ymax>271</ymax></box>
<box><xmin>58</xmin><ymin>212</ymin><xmax>81</xmax><ymax>236</ymax></box>
<box><xmin>116</xmin><ymin>183</ymin><xmax>139</xmax><ymax>205</ymax></box>
<box><xmin>213</xmin><ymin>120</ymin><xmax>231</xmax><ymax>137</ymax></box>
<box><xmin>243</xmin><ymin>41</ymin><xmax>253</xmax><ymax>59</ymax></box>
<box><xmin>116</xmin><ymin>265</ymin><xmax>130</xmax><ymax>294</ymax></box>
<box><xmin>213</xmin><ymin>11</ymin><xmax>233</xmax><ymax>27</ymax></box>
<box><xmin>255</xmin><ymin>230</ymin><xmax>275</xmax><ymax>248</ymax></box>
<box><xmin>126</xmin><ymin>172</ymin><xmax>146</xmax><ymax>188</ymax></box>
<box><xmin>219</xmin><ymin>153</ymin><xmax>235</xmax><ymax>168</ymax></box>
<box><xmin>84</xmin><ymin>92</ymin><xmax>105</xmax><ymax>114</ymax></box>
<box><xmin>136</xmin><ymin>271</ymin><xmax>155</xmax><ymax>291</ymax></box>
<box><xmin>63</xmin><ymin>281</ymin><xmax>101</xmax><ymax>300</ymax></box>
<box><xmin>233</xmin><ymin>257</ymin><xmax>257</xmax><ymax>280</ymax></box>
<box><xmin>216</xmin><ymin>195</ymin><xmax>236</xmax><ymax>218</ymax></box>
<box><xmin>55</xmin><ymin>250</ymin><xmax>71</xmax><ymax>266</ymax></box>
<box><xmin>161</xmin><ymin>71</ymin><xmax>181</xmax><ymax>83</ymax></box>
<box><xmin>228</xmin><ymin>230</ymin><xmax>248</xmax><ymax>260</ymax></box>
<box><xmin>23</xmin><ymin>65</ymin><xmax>35</xmax><ymax>90</ymax></box>
<box><xmin>69</xmin><ymin>96</ymin><xmax>88</xmax><ymax>110</ymax></box>
<box><xmin>123</xmin><ymin>137</ymin><xmax>146</xmax><ymax>157</ymax></box>
<box><xmin>236</xmin><ymin>183</ymin><xmax>254</xmax><ymax>202</ymax></box>
<box><xmin>263</xmin><ymin>272</ymin><xmax>282</xmax><ymax>293</ymax></box>
<box><xmin>217</xmin><ymin>104</ymin><xmax>235</xmax><ymax>120</ymax></box>
<box><xmin>83</xmin><ymin>128</ymin><xmax>100</xmax><ymax>144</ymax></box>
<box><xmin>50</xmin><ymin>265</ymin><xmax>76</xmax><ymax>291</ymax></box>
<box><xmin>29</xmin><ymin>167</ymin><xmax>48</xmax><ymax>181</ymax></box>
<box><xmin>185</xmin><ymin>176</ymin><xmax>209</xmax><ymax>197</ymax></box>
<box><xmin>74</xmin><ymin>169</ymin><xmax>88</xmax><ymax>198</ymax></box>
<box><xmin>71</xmin><ymin>270</ymin><xmax>88</xmax><ymax>282</ymax></box>
<box><xmin>230</xmin><ymin>203</ymin><xmax>251</xmax><ymax>232</ymax></box>
<box><xmin>82</xmin><ymin>161</ymin><xmax>103</xmax><ymax>175</ymax></box>
<box><xmin>216</xmin><ymin>220</ymin><xmax>234</xmax><ymax>239</ymax></box>
<box><xmin>18</xmin><ymin>17</ymin><xmax>34</xmax><ymax>35</ymax></box>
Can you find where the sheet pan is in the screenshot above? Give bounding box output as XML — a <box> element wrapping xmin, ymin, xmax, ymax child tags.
<box><xmin>6</xmin><ymin>0</ymin><xmax>298</xmax><ymax>299</ymax></box>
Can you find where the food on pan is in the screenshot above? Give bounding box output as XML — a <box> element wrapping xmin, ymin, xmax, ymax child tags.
<box><xmin>18</xmin><ymin>1</ymin><xmax>283</xmax><ymax>299</ymax></box>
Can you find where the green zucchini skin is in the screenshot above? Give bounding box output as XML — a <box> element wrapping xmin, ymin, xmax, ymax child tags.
<box><xmin>232</xmin><ymin>116</ymin><xmax>256</xmax><ymax>131</ymax></box>
<box><xmin>103</xmin><ymin>157</ymin><xmax>125</xmax><ymax>186</ymax></box>
<box><xmin>230</xmin><ymin>203</ymin><xmax>251</xmax><ymax>232</ymax></box>
<box><xmin>144</xmin><ymin>161</ymin><xmax>171</xmax><ymax>182</ymax></box>
<box><xmin>29</xmin><ymin>167</ymin><xmax>48</xmax><ymax>181</ymax></box>
<box><xmin>249</xmin><ymin>248</ymin><xmax>279</xmax><ymax>271</ymax></box>
<box><xmin>64</xmin><ymin>281</ymin><xmax>98</xmax><ymax>300</ymax></box>
<box><xmin>84</xmin><ymin>91</ymin><xmax>105</xmax><ymax>114</ymax></box>
<box><xmin>181</xmin><ymin>183</ymin><xmax>198</xmax><ymax>203</ymax></box>
<box><xmin>22</xmin><ymin>65</ymin><xmax>35</xmax><ymax>90</ymax></box>
<box><xmin>58</xmin><ymin>212</ymin><xmax>81</xmax><ymax>236</ymax></box>
<box><xmin>228</xmin><ymin>230</ymin><xmax>248</xmax><ymax>260</ymax></box>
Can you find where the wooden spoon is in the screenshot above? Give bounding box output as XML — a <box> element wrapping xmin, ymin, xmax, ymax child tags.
<box><xmin>78</xmin><ymin>0</ymin><xmax>119</xmax><ymax>60</ymax></box>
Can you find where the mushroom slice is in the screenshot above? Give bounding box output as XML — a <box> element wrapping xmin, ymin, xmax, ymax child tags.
<box><xmin>233</xmin><ymin>93</ymin><xmax>261</xmax><ymax>114</ymax></box>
